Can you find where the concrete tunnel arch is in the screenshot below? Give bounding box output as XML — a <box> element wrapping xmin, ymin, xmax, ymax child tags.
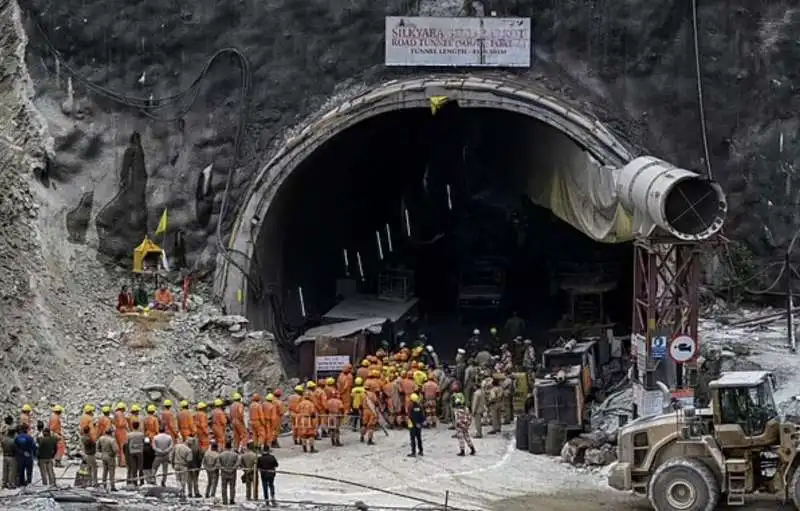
<box><xmin>214</xmin><ymin>75</ymin><xmax>642</xmax><ymax>323</ymax></box>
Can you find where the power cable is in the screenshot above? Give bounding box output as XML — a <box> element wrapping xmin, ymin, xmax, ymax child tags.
<box><xmin>28</xmin><ymin>9</ymin><xmax>261</xmax><ymax>296</ymax></box>
<box><xmin>691</xmin><ymin>0</ymin><xmax>713</xmax><ymax>179</ymax></box>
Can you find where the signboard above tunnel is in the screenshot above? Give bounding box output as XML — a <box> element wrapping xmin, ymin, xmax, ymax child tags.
<box><xmin>385</xmin><ymin>16</ymin><xmax>532</xmax><ymax>68</ymax></box>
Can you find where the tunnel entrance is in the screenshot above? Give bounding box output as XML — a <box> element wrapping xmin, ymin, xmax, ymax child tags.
<box><xmin>255</xmin><ymin>101</ymin><xmax>633</xmax><ymax>356</ymax></box>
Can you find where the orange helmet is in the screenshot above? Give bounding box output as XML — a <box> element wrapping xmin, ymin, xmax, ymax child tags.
<box><xmin>273</xmin><ymin>389</ymin><xmax>283</xmax><ymax>397</ymax></box>
<box><xmin>251</xmin><ymin>393</ymin><xmax>261</xmax><ymax>402</ymax></box>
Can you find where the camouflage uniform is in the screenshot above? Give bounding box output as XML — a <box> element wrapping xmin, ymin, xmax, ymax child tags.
<box><xmin>454</xmin><ymin>406</ymin><xmax>475</xmax><ymax>455</ymax></box>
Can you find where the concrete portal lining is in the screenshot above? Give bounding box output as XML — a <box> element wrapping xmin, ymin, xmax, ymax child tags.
<box><xmin>215</xmin><ymin>75</ymin><xmax>635</xmax><ymax>316</ymax></box>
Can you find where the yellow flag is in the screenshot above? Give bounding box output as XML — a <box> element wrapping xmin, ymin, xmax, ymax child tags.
<box><xmin>429</xmin><ymin>96</ymin><xmax>449</xmax><ymax>115</ymax></box>
<box><xmin>155</xmin><ymin>208</ymin><xmax>168</xmax><ymax>236</ymax></box>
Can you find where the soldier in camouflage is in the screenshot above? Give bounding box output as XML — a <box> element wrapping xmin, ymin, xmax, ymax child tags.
<box><xmin>453</xmin><ymin>395</ymin><xmax>475</xmax><ymax>456</ymax></box>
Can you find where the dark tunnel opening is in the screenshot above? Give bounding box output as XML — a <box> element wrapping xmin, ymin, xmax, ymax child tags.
<box><xmin>253</xmin><ymin>103</ymin><xmax>633</xmax><ymax>356</ymax></box>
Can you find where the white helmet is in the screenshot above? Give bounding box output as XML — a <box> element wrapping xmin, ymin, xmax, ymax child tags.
<box><xmin>399</xmin><ymin>342</ymin><xmax>406</xmax><ymax>349</ymax></box>
<box><xmin>425</xmin><ymin>345</ymin><xmax>434</xmax><ymax>352</ymax></box>
<box><xmin>472</xmin><ymin>329</ymin><xmax>480</xmax><ymax>335</ymax></box>
<box><xmin>457</xmin><ymin>348</ymin><xmax>466</xmax><ymax>355</ymax></box>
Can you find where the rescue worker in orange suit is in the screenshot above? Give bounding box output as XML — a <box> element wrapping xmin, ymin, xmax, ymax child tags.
<box><xmin>230</xmin><ymin>392</ymin><xmax>247</xmax><ymax>450</ymax></box>
<box><xmin>337</xmin><ymin>364</ymin><xmax>353</xmax><ymax>413</ymax></box>
<box><xmin>324</xmin><ymin>377</ymin><xmax>337</xmax><ymax>399</ymax></box>
<box><xmin>382</xmin><ymin>375</ymin><xmax>397</xmax><ymax>427</ymax></box>
<box><xmin>365</xmin><ymin>370</ymin><xmax>382</xmax><ymax>394</ymax></box>
<box><xmin>49</xmin><ymin>405</ymin><xmax>65</xmax><ymax>466</ymax></box>
<box><xmin>79</xmin><ymin>404</ymin><xmax>97</xmax><ymax>441</ymax></box>
<box><xmin>194</xmin><ymin>402</ymin><xmax>210</xmax><ymax>451</ymax></box>
<box><xmin>360</xmin><ymin>389</ymin><xmax>379</xmax><ymax>445</ymax></box>
<box><xmin>400</xmin><ymin>372</ymin><xmax>417</xmax><ymax>426</ymax></box>
<box><xmin>143</xmin><ymin>405</ymin><xmax>161</xmax><ymax>441</ymax></box>
<box><xmin>287</xmin><ymin>386</ymin><xmax>304</xmax><ymax>445</ymax></box>
<box><xmin>350</xmin><ymin>378</ymin><xmax>366</xmax><ymax>432</ymax></box>
<box><xmin>272</xmin><ymin>389</ymin><xmax>284</xmax><ymax>447</ymax></box>
<box><xmin>392</xmin><ymin>373</ymin><xmax>406</xmax><ymax>428</ymax></box>
<box><xmin>113</xmin><ymin>402</ymin><xmax>129</xmax><ymax>467</ymax></box>
<box><xmin>261</xmin><ymin>394</ymin><xmax>278</xmax><ymax>449</ymax></box>
<box><xmin>249</xmin><ymin>394</ymin><xmax>266</xmax><ymax>449</ymax></box>
<box><xmin>96</xmin><ymin>406</ymin><xmax>113</xmax><ymax>438</ymax></box>
<box><xmin>161</xmin><ymin>400</ymin><xmax>179</xmax><ymax>440</ymax></box>
<box><xmin>356</xmin><ymin>359</ymin><xmax>371</xmax><ymax>380</ymax></box>
<box><xmin>296</xmin><ymin>392</ymin><xmax>318</xmax><ymax>453</ymax></box>
<box><xmin>309</xmin><ymin>381</ymin><xmax>327</xmax><ymax>438</ymax></box>
<box><xmin>325</xmin><ymin>390</ymin><xmax>345</xmax><ymax>447</ymax></box>
<box><xmin>20</xmin><ymin>404</ymin><xmax>33</xmax><ymax>429</ymax></box>
<box><xmin>211</xmin><ymin>399</ymin><xmax>228</xmax><ymax>448</ymax></box>
<box><xmin>177</xmin><ymin>400</ymin><xmax>195</xmax><ymax>440</ymax></box>
<box><xmin>127</xmin><ymin>404</ymin><xmax>142</xmax><ymax>431</ymax></box>
<box><xmin>422</xmin><ymin>374</ymin><xmax>440</xmax><ymax>427</ymax></box>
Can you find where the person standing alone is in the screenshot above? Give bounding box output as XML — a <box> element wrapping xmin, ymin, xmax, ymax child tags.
<box><xmin>257</xmin><ymin>446</ymin><xmax>278</xmax><ymax>507</ymax></box>
<box><xmin>407</xmin><ymin>393</ymin><xmax>426</xmax><ymax>457</ymax></box>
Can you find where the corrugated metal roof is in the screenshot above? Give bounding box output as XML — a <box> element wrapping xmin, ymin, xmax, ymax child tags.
<box><xmin>295</xmin><ymin>318</ymin><xmax>386</xmax><ymax>346</ymax></box>
<box><xmin>322</xmin><ymin>295</ymin><xmax>418</xmax><ymax>322</ymax></box>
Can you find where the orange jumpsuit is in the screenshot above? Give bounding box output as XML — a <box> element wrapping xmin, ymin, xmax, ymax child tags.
<box><xmin>324</xmin><ymin>385</ymin><xmax>336</xmax><ymax>399</ymax></box>
<box><xmin>401</xmin><ymin>377</ymin><xmax>416</xmax><ymax>410</ymax></box>
<box><xmin>422</xmin><ymin>380</ymin><xmax>440</xmax><ymax>425</ymax></box>
<box><xmin>296</xmin><ymin>398</ymin><xmax>317</xmax><ymax>439</ymax></box>
<box><xmin>113</xmin><ymin>411</ymin><xmax>128</xmax><ymax>467</ymax></box>
<box><xmin>211</xmin><ymin>408</ymin><xmax>227</xmax><ymax>448</ymax></box>
<box><xmin>79</xmin><ymin>413</ymin><xmax>97</xmax><ymax>441</ymax></box>
<box><xmin>325</xmin><ymin>397</ymin><xmax>344</xmax><ymax>430</ymax></box>
<box><xmin>178</xmin><ymin>409</ymin><xmax>195</xmax><ymax>439</ymax></box>
<box><xmin>260</xmin><ymin>401</ymin><xmax>276</xmax><ymax>446</ymax></box>
<box><xmin>161</xmin><ymin>409</ymin><xmax>178</xmax><ymax>440</ymax></box>
<box><xmin>143</xmin><ymin>413</ymin><xmax>160</xmax><ymax>440</ymax></box>
<box><xmin>19</xmin><ymin>412</ymin><xmax>32</xmax><ymax>429</ymax></box>
<box><xmin>360</xmin><ymin>392</ymin><xmax>378</xmax><ymax>437</ymax></box>
<box><xmin>287</xmin><ymin>394</ymin><xmax>302</xmax><ymax>443</ymax></box>
<box><xmin>195</xmin><ymin>410</ymin><xmax>210</xmax><ymax>450</ymax></box>
<box><xmin>249</xmin><ymin>401</ymin><xmax>266</xmax><ymax>447</ymax></box>
<box><xmin>126</xmin><ymin>413</ymin><xmax>141</xmax><ymax>431</ymax></box>
<box><xmin>230</xmin><ymin>401</ymin><xmax>247</xmax><ymax>450</ymax></box>
<box><xmin>273</xmin><ymin>399</ymin><xmax>285</xmax><ymax>440</ymax></box>
<box><xmin>356</xmin><ymin>366</ymin><xmax>370</xmax><ymax>380</ymax></box>
<box><xmin>365</xmin><ymin>377</ymin><xmax>381</xmax><ymax>394</ymax></box>
<box><xmin>382</xmin><ymin>380</ymin><xmax>396</xmax><ymax>418</ymax></box>
<box><xmin>312</xmin><ymin>388</ymin><xmax>327</xmax><ymax>416</ymax></box>
<box><xmin>337</xmin><ymin>370</ymin><xmax>353</xmax><ymax>412</ymax></box>
<box><xmin>48</xmin><ymin>413</ymin><xmax>65</xmax><ymax>461</ymax></box>
<box><xmin>96</xmin><ymin>415</ymin><xmax>112</xmax><ymax>438</ymax></box>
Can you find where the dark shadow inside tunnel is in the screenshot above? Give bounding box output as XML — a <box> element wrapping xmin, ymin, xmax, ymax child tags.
<box><xmin>250</xmin><ymin>103</ymin><xmax>633</xmax><ymax>356</ymax></box>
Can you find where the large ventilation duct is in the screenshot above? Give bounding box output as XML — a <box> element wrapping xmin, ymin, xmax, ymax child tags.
<box><xmin>615</xmin><ymin>156</ymin><xmax>727</xmax><ymax>241</ymax></box>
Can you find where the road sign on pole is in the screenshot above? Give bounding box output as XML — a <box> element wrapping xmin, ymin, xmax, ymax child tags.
<box><xmin>651</xmin><ymin>335</ymin><xmax>668</xmax><ymax>360</ymax></box>
<box><xmin>669</xmin><ymin>334</ymin><xmax>698</xmax><ymax>363</ymax></box>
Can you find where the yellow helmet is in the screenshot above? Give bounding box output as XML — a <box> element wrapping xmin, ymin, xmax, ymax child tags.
<box><xmin>22</xmin><ymin>404</ymin><xmax>32</xmax><ymax>412</ymax></box>
<box><xmin>370</xmin><ymin>370</ymin><xmax>380</xmax><ymax>377</ymax></box>
<box><xmin>116</xmin><ymin>402</ymin><xmax>127</xmax><ymax>411</ymax></box>
<box><xmin>232</xmin><ymin>392</ymin><xmax>242</xmax><ymax>401</ymax></box>
<box><xmin>326</xmin><ymin>377</ymin><xmax>335</xmax><ymax>385</ymax></box>
<box><xmin>179</xmin><ymin>400</ymin><xmax>189</xmax><ymax>409</ymax></box>
<box><xmin>101</xmin><ymin>406</ymin><xmax>112</xmax><ymax>414</ymax></box>
<box><xmin>361</xmin><ymin>360</ymin><xmax>370</xmax><ymax>367</ymax></box>
<box><xmin>52</xmin><ymin>405</ymin><xmax>64</xmax><ymax>413</ymax></box>
<box><xmin>213</xmin><ymin>399</ymin><xmax>224</xmax><ymax>407</ymax></box>
<box><xmin>83</xmin><ymin>404</ymin><xmax>94</xmax><ymax>413</ymax></box>
<box><xmin>294</xmin><ymin>385</ymin><xmax>305</xmax><ymax>393</ymax></box>
<box><xmin>410</xmin><ymin>393</ymin><xmax>421</xmax><ymax>403</ymax></box>
<box><xmin>266</xmin><ymin>393</ymin><xmax>274</xmax><ymax>402</ymax></box>
<box><xmin>197</xmin><ymin>402</ymin><xmax>207</xmax><ymax>409</ymax></box>
<box><xmin>130</xmin><ymin>404</ymin><xmax>141</xmax><ymax>412</ymax></box>
<box><xmin>163</xmin><ymin>399</ymin><xmax>173</xmax><ymax>408</ymax></box>
<box><xmin>306</xmin><ymin>381</ymin><xmax>317</xmax><ymax>389</ymax></box>
<box><xmin>146</xmin><ymin>404</ymin><xmax>157</xmax><ymax>413</ymax></box>
<box><xmin>354</xmin><ymin>377</ymin><xmax>364</xmax><ymax>386</ymax></box>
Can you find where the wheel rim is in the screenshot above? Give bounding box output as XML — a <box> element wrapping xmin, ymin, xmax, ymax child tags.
<box><xmin>665</xmin><ymin>479</ymin><xmax>698</xmax><ymax>510</ymax></box>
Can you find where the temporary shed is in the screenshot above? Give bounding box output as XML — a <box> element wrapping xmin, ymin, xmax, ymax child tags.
<box><xmin>295</xmin><ymin>318</ymin><xmax>387</xmax><ymax>379</ymax></box>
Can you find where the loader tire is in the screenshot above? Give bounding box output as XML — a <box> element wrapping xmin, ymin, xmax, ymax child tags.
<box><xmin>788</xmin><ymin>465</ymin><xmax>800</xmax><ymax>509</ymax></box>
<box><xmin>648</xmin><ymin>457</ymin><xmax>719</xmax><ymax>511</ymax></box>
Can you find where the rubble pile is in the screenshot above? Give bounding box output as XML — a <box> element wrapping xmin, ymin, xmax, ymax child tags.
<box><xmin>560</xmin><ymin>431</ymin><xmax>617</xmax><ymax>468</ymax></box>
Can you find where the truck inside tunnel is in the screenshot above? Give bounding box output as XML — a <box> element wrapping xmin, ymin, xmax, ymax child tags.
<box><xmin>249</xmin><ymin>100</ymin><xmax>635</xmax><ymax>354</ymax></box>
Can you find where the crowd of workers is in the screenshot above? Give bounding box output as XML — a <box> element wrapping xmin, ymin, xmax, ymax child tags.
<box><xmin>0</xmin><ymin>331</ymin><xmax>536</xmax><ymax>505</ymax></box>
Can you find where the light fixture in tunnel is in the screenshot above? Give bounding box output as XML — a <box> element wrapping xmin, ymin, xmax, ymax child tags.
<box><xmin>298</xmin><ymin>286</ymin><xmax>307</xmax><ymax>317</ymax></box>
<box><xmin>356</xmin><ymin>251</ymin><xmax>364</xmax><ymax>281</ymax></box>
<box><xmin>385</xmin><ymin>223</ymin><xmax>393</xmax><ymax>252</ymax></box>
<box><xmin>615</xmin><ymin>156</ymin><xmax>727</xmax><ymax>241</ymax></box>
<box><xmin>376</xmin><ymin>230</ymin><xmax>384</xmax><ymax>260</ymax></box>
<box><xmin>404</xmin><ymin>207</ymin><xmax>412</xmax><ymax>237</ymax></box>
<box><xmin>446</xmin><ymin>184</ymin><xmax>453</xmax><ymax>210</ymax></box>
<box><xmin>343</xmin><ymin>249</ymin><xmax>350</xmax><ymax>275</ymax></box>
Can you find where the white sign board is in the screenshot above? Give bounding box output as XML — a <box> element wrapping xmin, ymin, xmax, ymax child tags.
<box><xmin>385</xmin><ymin>17</ymin><xmax>532</xmax><ymax>68</ymax></box>
<box><xmin>641</xmin><ymin>390</ymin><xmax>665</xmax><ymax>417</ymax></box>
<box><xmin>669</xmin><ymin>335</ymin><xmax>698</xmax><ymax>363</ymax></box>
<box><xmin>315</xmin><ymin>355</ymin><xmax>350</xmax><ymax>373</ymax></box>
<box><xmin>632</xmin><ymin>334</ymin><xmax>647</xmax><ymax>382</ymax></box>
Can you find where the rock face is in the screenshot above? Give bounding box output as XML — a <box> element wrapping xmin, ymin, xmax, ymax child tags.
<box><xmin>13</xmin><ymin>0</ymin><xmax>800</xmax><ymax>271</ymax></box>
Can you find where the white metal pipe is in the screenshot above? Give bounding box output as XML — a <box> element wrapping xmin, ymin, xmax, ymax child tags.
<box><xmin>385</xmin><ymin>223</ymin><xmax>393</xmax><ymax>252</ymax></box>
<box><xmin>376</xmin><ymin>230</ymin><xmax>384</xmax><ymax>260</ymax></box>
<box><xmin>343</xmin><ymin>249</ymin><xmax>350</xmax><ymax>275</ymax></box>
<box><xmin>356</xmin><ymin>251</ymin><xmax>364</xmax><ymax>280</ymax></box>
<box><xmin>445</xmin><ymin>184</ymin><xmax>452</xmax><ymax>210</ymax></box>
<box><xmin>298</xmin><ymin>286</ymin><xmax>307</xmax><ymax>317</ymax></box>
<box><xmin>404</xmin><ymin>208</ymin><xmax>411</xmax><ymax>237</ymax></box>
